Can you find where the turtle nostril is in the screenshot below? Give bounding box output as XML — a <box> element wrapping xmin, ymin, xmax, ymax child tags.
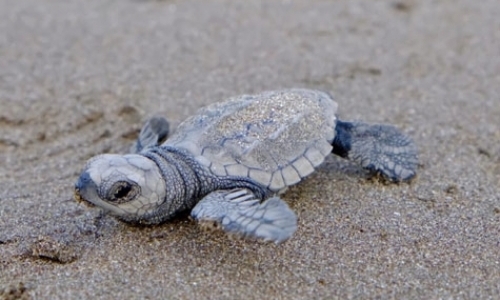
<box><xmin>73</xmin><ymin>171</ymin><xmax>98</xmax><ymax>207</ymax></box>
<box><xmin>75</xmin><ymin>171</ymin><xmax>92</xmax><ymax>190</ymax></box>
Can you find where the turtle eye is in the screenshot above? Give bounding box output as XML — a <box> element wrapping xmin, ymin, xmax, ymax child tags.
<box><xmin>108</xmin><ymin>181</ymin><xmax>140</xmax><ymax>203</ymax></box>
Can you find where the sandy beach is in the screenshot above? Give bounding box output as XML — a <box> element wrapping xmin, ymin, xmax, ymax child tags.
<box><xmin>1</xmin><ymin>0</ymin><xmax>499</xmax><ymax>298</ymax></box>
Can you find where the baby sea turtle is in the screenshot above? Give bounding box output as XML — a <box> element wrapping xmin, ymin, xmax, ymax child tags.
<box><xmin>75</xmin><ymin>89</ymin><xmax>417</xmax><ymax>243</ymax></box>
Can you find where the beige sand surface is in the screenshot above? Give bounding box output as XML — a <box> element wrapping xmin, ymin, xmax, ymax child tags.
<box><xmin>1</xmin><ymin>0</ymin><xmax>499</xmax><ymax>299</ymax></box>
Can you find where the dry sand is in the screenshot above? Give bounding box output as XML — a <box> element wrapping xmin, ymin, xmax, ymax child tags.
<box><xmin>1</xmin><ymin>0</ymin><xmax>499</xmax><ymax>299</ymax></box>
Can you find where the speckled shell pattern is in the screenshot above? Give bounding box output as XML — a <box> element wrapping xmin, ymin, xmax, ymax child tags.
<box><xmin>164</xmin><ymin>89</ymin><xmax>338</xmax><ymax>192</ymax></box>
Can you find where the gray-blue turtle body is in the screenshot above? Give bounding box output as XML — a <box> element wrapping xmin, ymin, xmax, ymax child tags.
<box><xmin>75</xmin><ymin>89</ymin><xmax>417</xmax><ymax>243</ymax></box>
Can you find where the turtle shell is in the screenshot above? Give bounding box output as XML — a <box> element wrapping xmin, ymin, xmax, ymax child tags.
<box><xmin>164</xmin><ymin>89</ymin><xmax>338</xmax><ymax>191</ymax></box>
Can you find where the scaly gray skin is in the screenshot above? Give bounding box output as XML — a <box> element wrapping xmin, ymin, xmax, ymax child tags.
<box><xmin>74</xmin><ymin>89</ymin><xmax>418</xmax><ymax>243</ymax></box>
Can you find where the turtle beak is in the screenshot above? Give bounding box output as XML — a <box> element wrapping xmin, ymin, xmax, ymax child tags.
<box><xmin>74</xmin><ymin>171</ymin><xmax>97</xmax><ymax>207</ymax></box>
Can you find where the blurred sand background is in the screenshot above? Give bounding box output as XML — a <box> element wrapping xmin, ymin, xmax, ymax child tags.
<box><xmin>0</xmin><ymin>0</ymin><xmax>499</xmax><ymax>298</ymax></box>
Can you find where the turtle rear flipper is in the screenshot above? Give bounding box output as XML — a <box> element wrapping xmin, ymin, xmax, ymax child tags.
<box><xmin>332</xmin><ymin>120</ymin><xmax>418</xmax><ymax>182</ymax></box>
<box><xmin>191</xmin><ymin>189</ymin><xmax>297</xmax><ymax>243</ymax></box>
<box><xmin>131</xmin><ymin>116</ymin><xmax>170</xmax><ymax>153</ymax></box>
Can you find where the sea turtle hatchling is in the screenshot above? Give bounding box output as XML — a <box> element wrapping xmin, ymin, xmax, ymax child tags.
<box><xmin>75</xmin><ymin>89</ymin><xmax>418</xmax><ymax>243</ymax></box>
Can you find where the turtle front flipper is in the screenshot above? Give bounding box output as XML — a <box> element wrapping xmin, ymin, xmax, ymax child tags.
<box><xmin>131</xmin><ymin>116</ymin><xmax>170</xmax><ymax>153</ymax></box>
<box><xmin>191</xmin><ymin>189</ymin><xmax>297</xmax><ymax>243</ymax></box>
<box><xmin>332</xmin><ymin>120</ymin><xmax>418</xmax><ymax>182</ymax></box>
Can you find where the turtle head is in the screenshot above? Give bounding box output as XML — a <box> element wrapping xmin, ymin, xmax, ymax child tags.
<box><xmin>74</xmin><ymin>154</ymin><xmax>167</xmax><ymax>224</ymax></box>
